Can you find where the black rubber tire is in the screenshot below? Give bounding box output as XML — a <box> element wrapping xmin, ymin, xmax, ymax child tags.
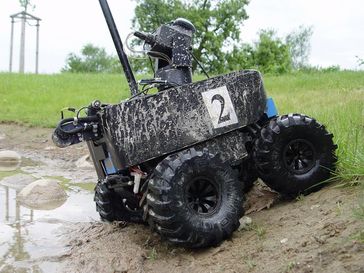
<box><xmin>253</xmin><ymin>113</ymin><xmax>337</xmax><ymax>197</ymax></box>
<box><xmin>147</xmin><ymin>148</ymin><xmax>244</xmax><ymax>248</ymax></box>
<box><xmin>94</xmin><ymin>182</ymin><xmax>144</xmax><ymax>223</ymax></box>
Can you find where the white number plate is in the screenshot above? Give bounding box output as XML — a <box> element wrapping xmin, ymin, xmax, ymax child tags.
<box><xmin>202</xmin><ymin>86</ymin><xmax>238</xmax><ymax>129</ymax></box>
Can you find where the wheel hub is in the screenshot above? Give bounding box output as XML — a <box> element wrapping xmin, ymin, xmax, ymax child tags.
<box><xmin>186</xmin><ymin>177</ymin><xmax>219</xmax><ymax>215</ymax></box>
<box><xmin>283</xmin><ymin>139</ymin><xmax>316</xmax><ymax>174</ymax></box>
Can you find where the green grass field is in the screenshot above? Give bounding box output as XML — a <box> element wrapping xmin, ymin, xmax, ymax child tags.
<box><xmin>0</xmin><ymin>71</ymin><xmax>363</xmax><ymax>183</ymax></box>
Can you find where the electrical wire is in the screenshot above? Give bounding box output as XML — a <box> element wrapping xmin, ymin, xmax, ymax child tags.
<box><xmin>146</xmin><ymin>42</ymin><xmax>156</xmax><ymax>76</ymax></box>
<box><xmin>192</xmin><ymin>53</ymin><xmax>210</xmax><ymax>78</ymax></box>
<box><xmin>76</xmin><ymin>106</ymin><xmax>89</xmax><ymax>119</ymax></box>
<box><xmin>148</xmin><ymin>56</ymin><xmax>155</xmax><ymax>76</ymax></box>
<box><xmin>57</xmin><ymin>116</ymin><xmax>98</xmax><ymax>135</ymax></box>
<box><xmin>26</xmin><ymin>21</ymin><xmax>38</xmax><ymax>27</ymax></box>
<box><xmin>125</xmin><ymin>31</ymin><xmax>172</xmax><ymax>65</ymax></box>
<box><xmin>129</xmin><ymin>84</ymin><xmax>155</xmax><ymax>99</ymax></box>
<box><xmin>125</xmin><ymin>31</ymin><xmax>147</xmax><ymax>54</ymax></box>
<box><xmin>147</xmin><ymin>51</ymin><xmax>172</xmax><ymax>65</ymax></box>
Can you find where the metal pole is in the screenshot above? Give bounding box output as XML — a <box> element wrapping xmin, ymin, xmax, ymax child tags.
<box><xmin>19</xmin><ymin>12</ymin><xmax>26</xmax><ymax>73</ymax></box>
<box><xmin>35</xmin><ymin>20</ymin><xmax>40</xmax><ymax>74</ymax></box>
<box><xmin>98</xmin><ymin>0</ymin><xmax>138</xmax><ymax>96</ymax></box>
<box><xmin>5</xmin><ymin>186</ymin><xmax>9</xmax><ymax>222</ymax></box>
<box><xmin>9</xmin><ymin>18</ymin><xmax>15</xmax><ymax>73</ymax></box>
<box><xmin>15</xmin><ymin>197</ymin><xmax>21</xmax><ymax>255</ymax></box>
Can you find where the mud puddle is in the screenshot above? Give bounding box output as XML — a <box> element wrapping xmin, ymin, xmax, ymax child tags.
<box><xmin>0</xmin><ymin>154</ymin><xmax>98</xmax><ymax>273</ymax></box>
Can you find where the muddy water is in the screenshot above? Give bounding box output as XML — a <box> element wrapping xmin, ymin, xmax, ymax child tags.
<box><xmin>0</xmin><ymin>157</ymin><xmax>99</xmax><ymax>273</ymax></box>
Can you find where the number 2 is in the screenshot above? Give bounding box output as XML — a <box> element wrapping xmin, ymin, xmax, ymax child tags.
<box><xmin>202</xmin><ymin>85</ymin><xmax>238</xmax><ymax>129</ymax></box>
<box><xmin>211</xmin><ymin>94</ymin><xmax>230</xmax><ymax>124</ymax></box>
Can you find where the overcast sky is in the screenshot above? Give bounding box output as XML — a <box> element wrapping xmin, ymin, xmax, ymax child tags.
<box><xmin>0</xmin><ymin>0</ymin><xmax>363</xmax><ymax>74</ymax></box>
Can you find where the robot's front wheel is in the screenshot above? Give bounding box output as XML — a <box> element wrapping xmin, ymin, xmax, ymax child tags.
<box><xmin>147</xmin><ymin>148</ymin><xmax>244</xmax><ymax>248</ymax></box>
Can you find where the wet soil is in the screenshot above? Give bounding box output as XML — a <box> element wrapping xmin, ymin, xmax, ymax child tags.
<box><xmin>0</xmin><ymin>123</ymin><xmax>363</xmax><ymax>273</ymax></box>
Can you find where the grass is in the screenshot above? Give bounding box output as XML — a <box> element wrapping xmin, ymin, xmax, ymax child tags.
<box><xmin>0</xmin><ymin>73</ymin><xmax>130</xmax><ymax>127</ymax></box>
<box><xmin>0</xmin><ymin>70</ymin><xmax>363</xmax><ymax>183</ymax></box>
<box><xmin>262</xmin><ymin>71</ymin><xmax>364</xmax><ymax>184</ymax></box>
<box><xmin>283</xmin><ymin>261</ymin><xmax>298</xmax><ymax>273</ymax></box>
<box><xmin>146</xmin><ymin>247</ymin><xmax>158</xmax><ymax>260</ymax></box>
<box><xmin>244</xmin><ymin>222</ymin><xmax>266</xmax><ymax>240</ymax></box>
<box><xmin>242</xmin><ymin>255</ymin><xmax>256</xmax><ymax>270</ymax></box>
<box><xmin>295</xmin><ymin>194</ymin><xmax>305</xmax><ymax>202</ymax></box>
<box><xmin>0</xmin><ymin>170</ymin><xmax>23</xmax><ymax>180</ymax></box>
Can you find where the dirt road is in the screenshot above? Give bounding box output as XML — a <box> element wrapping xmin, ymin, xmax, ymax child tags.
<box><xmin>0</xmin><ymin>123</ymin><xmax>363</xmax><ymax>273</ymax></box>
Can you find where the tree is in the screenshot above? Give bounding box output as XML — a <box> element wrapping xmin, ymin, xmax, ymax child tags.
<box><xmin>62</xmin><ymin>43</ymin><xmax>121</xmax><ymax>73</ymax></box>
<box><xmin>225</xmin><ymin>44</ymin><xmax>255</xmax><ymax>72</ymax></box>
<box><xmin>356</xmin><ymin>56</ymin><xmax>364</xmax><ymax>67</ymax></box>
<box><xmin>286</xmin><ymin>25</ymin><xmax>313</xmax><ymax>69</ymax></box>
<box><xmin>253</xmin><ymin>30</ymin><xmax>292</xmax><ymax>74</ymax></box>
<box><xmin>227</xmin><ymin>27</ymin><xmax>313</xmax><ymax>74</ymax></box>
<box><xmin>227</xmin><ymin>30</ymin><xmax>292</xmax><ymax>74</ymax></box>
<box><xmin>19</xmin><ymin>0</ymin><xmax>35</xmax><ymax>11</ymax></box>
<box><xmin>132</xmin><ymin>0</ymin><xmax>249</xmax><ymax>74</ymax></box>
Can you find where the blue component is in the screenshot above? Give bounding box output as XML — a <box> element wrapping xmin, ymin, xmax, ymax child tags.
<box><xmin>265</xmin><ymin>97</ymin><xmax>278</xmax><ymax>118</ymax></box>
<box><xmin>102</xmin><ymin>153</ymin><xmax>117</xmax><ymax>175</ymax></box>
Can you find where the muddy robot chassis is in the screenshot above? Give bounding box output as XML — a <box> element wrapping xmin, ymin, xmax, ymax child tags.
<box><xmin>53</xmin><ymin>0</ymin><xmax>337</xmax><ymax>248</ymax></box>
